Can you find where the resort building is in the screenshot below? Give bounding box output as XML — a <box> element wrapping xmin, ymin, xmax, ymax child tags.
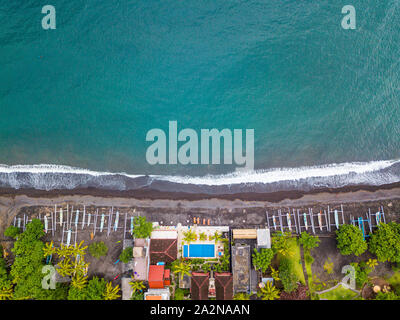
<box><xmin>149</xmin><ymin>230</ymin><xmax>178</xmax><ymax>265</ymax></box>
<box><xmin>178</xmin><ymin>225</ymin><xmax>229</xmax><ymax>259</ymax></box>
<box><xmin>215</xmin><ymin>272</ymin><xmax>234</xmax><ymax>300</ymax></box>
<box><xmin>191</xmin><ymin>272</ymin><xmax>210</xmax><ymax>300</ymax></box>
<box><xmin>148</xmin><ymin>264</ymin><xmax>171</xmax><ymax>289</ymax></box>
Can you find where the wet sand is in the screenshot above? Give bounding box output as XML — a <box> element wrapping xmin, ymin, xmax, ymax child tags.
<box><xmin>0</xmin><ymin>183</ymin><xmax>400</xmax><ymax>236</ymax></box>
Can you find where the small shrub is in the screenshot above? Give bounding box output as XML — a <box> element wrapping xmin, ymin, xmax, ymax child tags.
<box><xmin>119</xmin><ymin>247</ymin><xmax>133</xmax><ymax>263</ymax></box>
<box><xmin>174</xmin><ymin>288</ymin><xmax>186</xmax><ymax>300</ymax></box>
<box><xmin>89</xmin><ymin>241</ymin><xmax>108</xmax><ymax>259</ymax></box>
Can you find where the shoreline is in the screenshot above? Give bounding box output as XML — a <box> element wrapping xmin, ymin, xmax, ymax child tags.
<box><xmin>0</xmin><ymin>180</ymin><xmax>400</xmax><ymax>203</ymax></box>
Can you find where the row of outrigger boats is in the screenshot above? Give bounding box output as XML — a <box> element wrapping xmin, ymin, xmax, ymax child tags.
<box><xmin>270</xmin><ymin>210</ymin><xmax>332</xmax><ymax>232</ymax></box>
<box><xmin>268</xmin><ymin>206</ymin><xmax>385</xmax><ymax>234</ymax></box>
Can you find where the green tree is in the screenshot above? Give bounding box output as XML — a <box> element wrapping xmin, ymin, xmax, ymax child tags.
<box><xmin>89</xmin><ymin>241</ymin><xmax>108</xmax><ymax>259</ymax></box>
<box><xmin>252</xmin><ymin>248</ymin><xmax>274</xmax><ymax>273</ymax></box>
<box><xmin>183</xmin><ymin>229</ymin><xmax>197</xmax><ymax>244</ymax></box>
<box><xmin>43</xmin><ymin>241</ymin><xmax>56</xmax><ymax>258</ymax></box>
<box><xmin>129</xmin><ymin>280</ymin><xmax>146</xmax><ymax>294</ymax></box>
<box><xmin>172</xmin><ymin>260</ymin><xmax>192</xmax><ymax>281</ymax></box>
<box><xmin>85</xmin><ymin>277</ymin><xmax>107</xmax><ymax>300</ymax></box>
<box><xmin>0</xmin><ymin>254</ymin><xmax>13</xmax><ymax>300</ymax></box>
<box><xmin>4</xmin><ymin>225</ymin><xmax>20</xmax><ymax>239</ymax></box>
<box><xmin>299</xmin><ymin>232</ymin><xmax>320</xmax><ymax>251</ymax></box>
<box><xmin>119</xmin><ymin>247</ymin><xmax>133</xmax><ymax>263</ymax></box>
<box><xmin>336</xmin><ymin>224</ymin><xmax>367</xmax><ymax>256</ymax></box>
<box><xmin>211</xmin><ymin>232</ymin><xmax>223</xmax><ymax>243</ymax></box>
<box><xmin>272</xmin><ymin>231</ymin><xmax>293</xmax><ymax>257</ymax></box>
<box><xmin>71</xmin><ymin>273</ymin><xmax>88</xmax><ymax>290</ymax></box>
<box><xmin>132</xmin><ymin>216</ymin><xmax>153</xmax><ymax>239</ymax></box>
<box><xmin>199</xmin><ymin>232</ymin><xmax>207</xmax><ymax>241</ymax></box>
<box><xmin>369</xmin><ymin>223</ymin><xmax>400</xmax><ymax>263</ymax></box>
<box><xmin>10</xmin><ymin>219</ymin><xmax>47</xmax><ymax>300</ymax></box>
<box><xmin>257</xmin><ymin>281</ymin><xmax>280</xmax><ymax>300</ymax></box>
<box><xmin>104</xmin><ymin>282</ymin><xmax>121</xmax><ymax>300</ymax></box>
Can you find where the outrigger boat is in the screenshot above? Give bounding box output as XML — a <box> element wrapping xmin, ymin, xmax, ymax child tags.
<box><xmin>130</xmin><ymin>216</ymin><xmax>134</xmax><ymax>235</ymax></box>
<box><xmin>100</xmin><ymin>214</ymin><xmax>105</xmax><ymax>232</ymax></box>
<box><xmin>272</xmin><ymin>215</ymin><xmax>277</xmax><ymax>230</ymax></box>
<box><xmin>75</xmin><ymin>209</ymin><xmax>80</xmax><ymax>227</ymax></box>
<box><xmin>59</xmin><ymin>208</ymin><xmax>63</xmax><ymax>226</ymax></box>
<box><xmin>87</xmin><ymin>213</ymin><xmax>91</xmax><ymax>227</ymax></box>
<box><xmin>17</xmin><ymin>217</ymin><xmax>21</xmax><ymax>228</ymax></box>
<box><xmin>44</xmin><ymin>215</ymin><xmax>48</xmax><ymax>233</ymax></box>
<box><xmin>318</xmin><ymin>210</ymin><xmax>323</xmax><ymax>231</ymax></box>
<box><xmin>334</xmin><ymin>210</ymin><xmax>339</xmax><ymax>229</ymax></box>
<box><xmin>114</xmin><ymin>211</ymin><xmax>120</xmax><ymax>231</ymax></box>
<box><xmin>287</xmin><ymin>212</ymin><xmax>292</xmax><ymax>231</ymax></box>
<box><xmin>66</xmin><ymin>229</ymin><xmax>72</xmax><ymax>247</ymax></box>
<box><xmin>376</xmin><ymin>211</ymin><xmax>381</xmax><ymax>225</ymax></box>
<box><xmin>303</xmin><ymin>213</ymin><xmax>308</xmax><ymax>230</ymax></box>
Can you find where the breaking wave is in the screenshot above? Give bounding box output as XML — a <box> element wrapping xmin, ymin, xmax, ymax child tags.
<box><xmin>0</xmin><ymin>160</ymin><xmax>400</xmax><ymax>194</ymax></box>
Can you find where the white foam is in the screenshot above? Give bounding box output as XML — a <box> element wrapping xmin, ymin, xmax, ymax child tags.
<box><xmin>153</xmin><ymin>159</ymin><xmax>400</xmax><ymax>186</ymax></box>
<box><xmin>0</xmin><ymin>164</ymin><xmax>143</xmax><ymax>179</ymax></box>
<box><xmin>0</xmin><ymin>159</ymin><xmax>399</xmax><ymax>189</ymax></box>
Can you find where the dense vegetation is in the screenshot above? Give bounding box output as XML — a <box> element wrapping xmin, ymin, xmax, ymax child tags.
<box><xmin>132</xmin><ymin>216</ymin><xmax>153</xmax><ymax>239</ymax></box>
<box><xmin>369</xmin><ymin>222</ymin><xmax>400</xmax><ymax>263</ymax></box>
<box><xmin>1</xmin><ymin>219</ymin><xmax>120</xmax><ymax>300</ymax></box>
<box><xmin>336</xmin><ymin>224</ymin><xmax>367</xmax><ymax>256</ymax></box>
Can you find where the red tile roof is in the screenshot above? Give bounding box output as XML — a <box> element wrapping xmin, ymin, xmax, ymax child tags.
<box><xmin>150</xmin><ymin>239</ymin><xmax>178</xmax><ymax>264</ymax></box>
<box><xmin>191</xmin><ymin>272</ymin><xmax>209</xmax><ymax>300</ymax></box>
<box><xmin>149</xmin><ymin>265</ymin><xmax>164</xmax><ymax>282</ymax></box>
<box><xmin>215</xmin><ymin>272</ymin><xmax>233</xmax><ymax>300</ymax></box>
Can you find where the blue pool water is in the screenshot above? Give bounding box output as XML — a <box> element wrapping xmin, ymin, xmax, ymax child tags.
<box><xmin>183</xmin><ymin>244</ymin><xmax>215</xmax><ymax>258</ymax></box>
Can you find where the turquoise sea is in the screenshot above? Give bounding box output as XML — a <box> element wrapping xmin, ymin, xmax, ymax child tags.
<box><xmin>0</xmin><ymin>0</ymin><xmax>399</xmax><ymax>192</ymax></box>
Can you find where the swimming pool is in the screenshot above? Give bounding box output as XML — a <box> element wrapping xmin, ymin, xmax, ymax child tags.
<box><xmin>183</xmin><ymin>244</ymin><xmax>215</xmax><ymax>258</ymax></box>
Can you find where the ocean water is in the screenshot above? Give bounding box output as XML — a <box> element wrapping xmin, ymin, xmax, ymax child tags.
<box><xmin>0</xmin><ymin>1</ymin><xmax>399</xmax><ymax>192</ymax></box>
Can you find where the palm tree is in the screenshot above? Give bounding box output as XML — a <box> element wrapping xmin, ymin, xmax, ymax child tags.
<box><xmin>172</xmin><ymin>260</ymin><xmax>191</xmax><ymax>281</ymax></box>
<box><xmin>43</xmin><ymin>241</ymin><xmax>56</xmax><ymax>258</ymax></box>
<box><xmin>183</xmin><ymin>230</ymin><xmax>197</xmax><ymax>244</ymax></box>
<box><xmin>129</xmin><ymin>280</ymin><xmax>146</xmax><ymax>294</ymax></box>
<box><xmin>71</xmin><ymin>240</ymin><xmax>88</xmax><ymax>258</ymax></box>
<box><xmin>104</xmin><ymin>282</ymin><xmax>121</xmax><ymax>300</ymax></box>
<box><xmin>199</xmin><ymin>232</ymin><xmax>207</xmax><ymax>241</ymax></box>
<box><xmin>57</xmin><ymin>257</ymin><xmax>74</xmax><ymax>277</ymax></box>
<box><xmin>0</xmin><ymin>283</ymin><xmax>13</xmax><ymax>300</ymax></box>
<box><xmin>257</xmin><ymin>281</ymin><xmax>280</xmax><ymax>300</ymax></box>
<box><xmin>366</xmin><ymin>258</ymin><xmax>378</xmax><ymax>270</ymax></box>
<box><xmin>211</xmin><ymin>231</ymin><xmax>223</xmax><ymax>243</ymax></box>
<box><xmin>270</xmin><ymin>267</ymin><xmax>280</xmax><ymax>281</ymax></box>
<box><xmin>71</xmin><ymin>273</ymin><xmax>88</xmax><ymax>290</ymax></box>
<box><xmin>57</xmin><ymin>243</ymin><xmax>73</xmax><ymax>258</ymax></box>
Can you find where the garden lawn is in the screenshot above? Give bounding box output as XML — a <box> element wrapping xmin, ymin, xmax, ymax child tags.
<box><xmin>277</xmin><ymin>237</ymin><xmax>305</xmax><ymax>285</ymax></box>
<box><xmin>318</xmin><ymin>284</ymin><xmax>358</xmax><ymax>300</ymax></box>
<box><xmin>304</xmin><ymin>250</ymin><xmax>314</xmax><ymax>290</ymax></box>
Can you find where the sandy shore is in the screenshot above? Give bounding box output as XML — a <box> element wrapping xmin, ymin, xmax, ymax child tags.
<box><xmin>1</xmin><ymin>183</ymin><xmax>400</xmax><ymax>236</ymax></box>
